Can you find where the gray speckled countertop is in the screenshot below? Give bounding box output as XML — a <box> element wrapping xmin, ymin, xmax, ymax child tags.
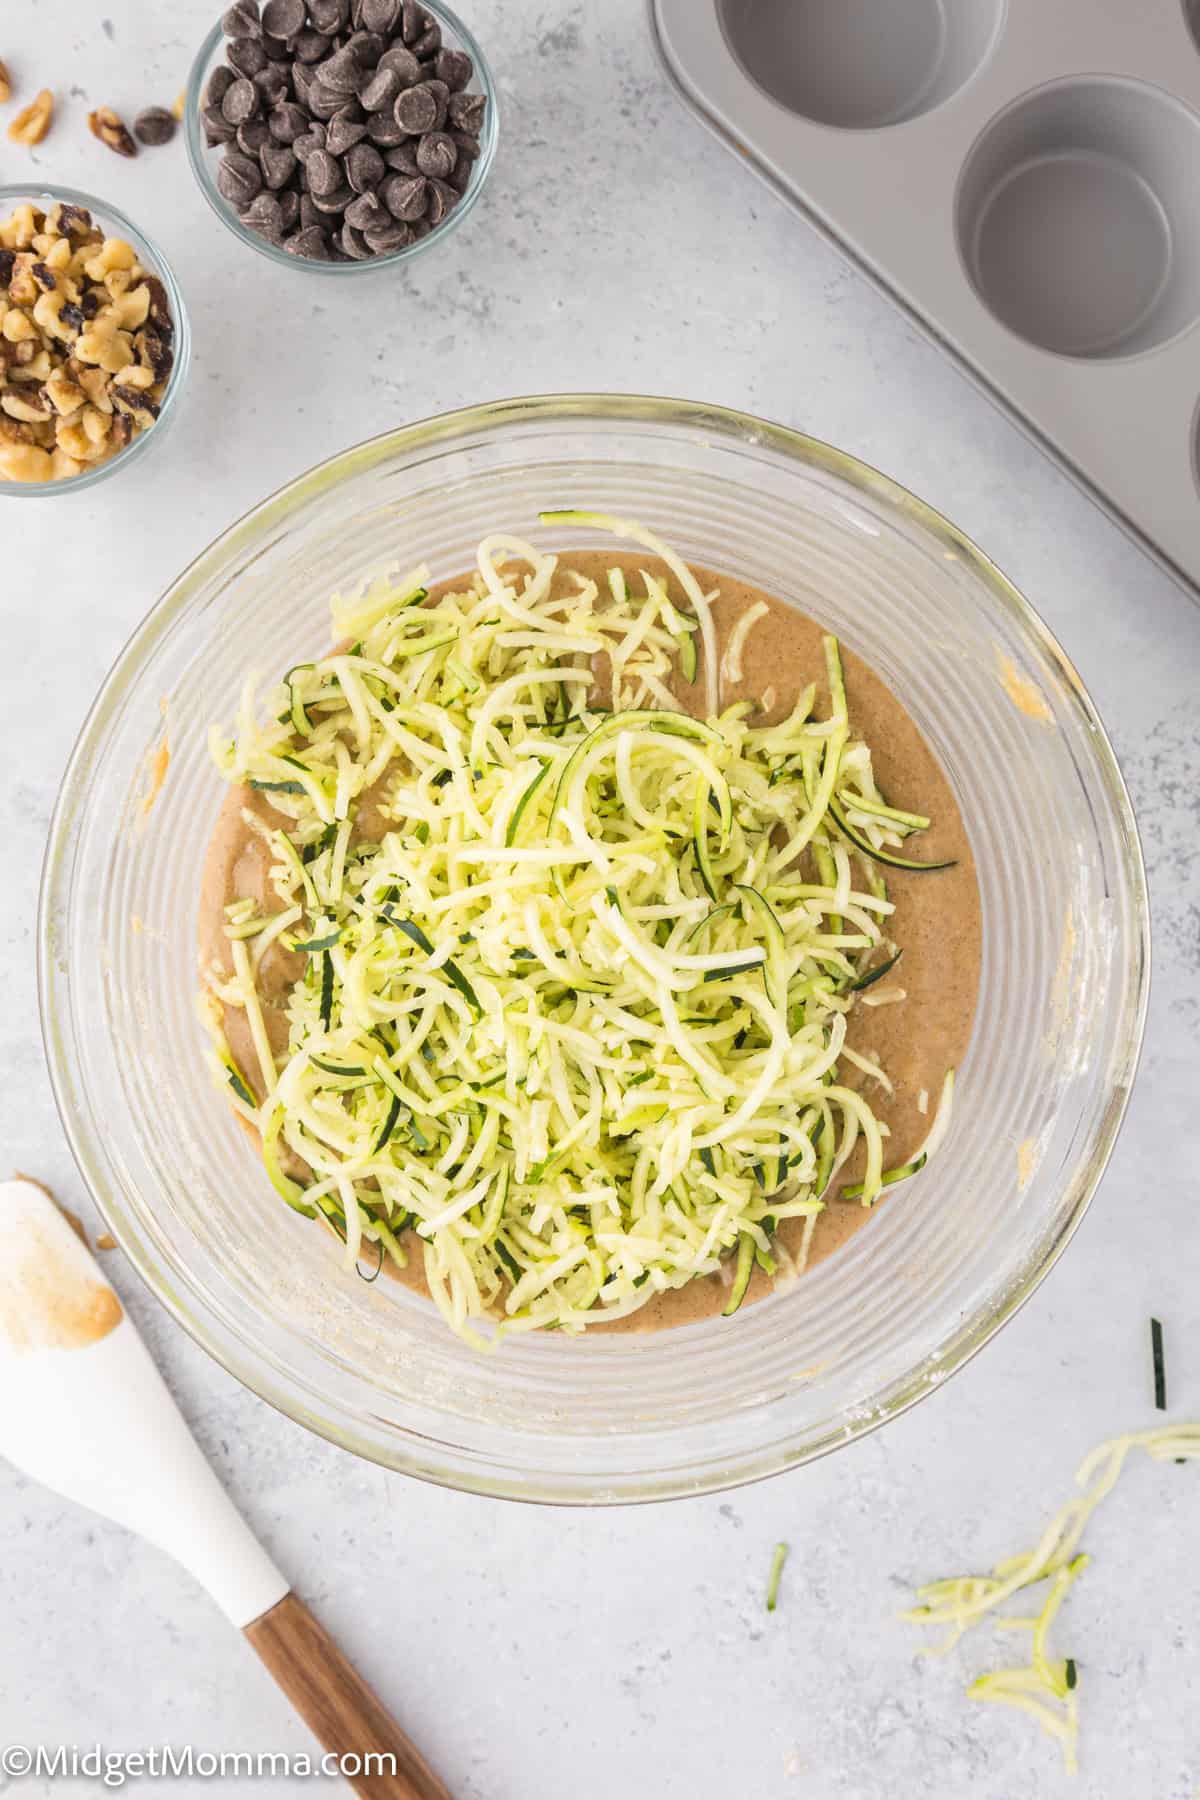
<box><xmin>4</xmin><ymin>3</ymin><xmax>1198</xmax><ymax>1796</ymax></box>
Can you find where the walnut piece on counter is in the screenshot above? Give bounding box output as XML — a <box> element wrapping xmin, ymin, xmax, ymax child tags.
<box><xmin>7</xmin><ymin>87</ymin><xmax>53</xmax><ymax>146</ymax></box>
<box><xmin>0</xmin><ymin>200</ymin><xmax>175</xmax><ymax>485</ymax></box>
<box><xmin>88</xmin><ymin>105</ymin><xmax>138</xmax><ymax>158</ymax></box>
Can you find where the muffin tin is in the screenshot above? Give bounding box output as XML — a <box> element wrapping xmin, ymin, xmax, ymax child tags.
<box><xmin>650</xmin><ymin>0</ymin><xmax>1200</xmax><ymax>602</ymax></box>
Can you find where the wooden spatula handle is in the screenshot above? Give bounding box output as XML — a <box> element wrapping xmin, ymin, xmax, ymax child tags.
<box><xmin>244</xmin><ymin>1592</ymin><xmax>453</xmax><ymax>1800</ymax></box>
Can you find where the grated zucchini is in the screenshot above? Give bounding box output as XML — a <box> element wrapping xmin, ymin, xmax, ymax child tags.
<box><xmin>205</xmin><ymin>516</ymin><xmax>952</xmax><ymax>1338</ymax></box>
<box><xmin>904</xmin><ymin>1424</ymin><xmax>1200</xmax><ymax>1774</ymax></box>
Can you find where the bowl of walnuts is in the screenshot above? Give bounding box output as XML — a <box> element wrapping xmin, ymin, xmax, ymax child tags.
<box><xmin>0</xmin><ymin>184</ymin><xmax>190</xmax><ymax>493</ymax></box>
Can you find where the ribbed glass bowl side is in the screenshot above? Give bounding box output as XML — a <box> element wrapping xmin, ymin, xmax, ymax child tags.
<box><xmin>39</xmin><ymin>396</ymin><xmax>1148</xmax><ymax>1502</ymax></box>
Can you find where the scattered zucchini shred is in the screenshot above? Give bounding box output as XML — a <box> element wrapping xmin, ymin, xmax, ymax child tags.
<box><xmin>1150</xmin><ymin>1316</ymin><xmax>1166</xmax><ymax>1411</ymax></box>
<box><xmin>203</xmin><ymin>516</ymin><xmax>953</xmax><ymax>1343</ymax></box>
<box><xmin>766</xmin><ymin>1541</ymin><xmax>789</xmax><ymax>1613</ymax></box>
<box><xmin>903</xmin><ymin>1425</ymin><xmax>1200</xmax><ymax>1774</ymax></box>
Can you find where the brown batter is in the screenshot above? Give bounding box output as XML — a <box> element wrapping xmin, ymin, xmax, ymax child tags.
<box><xmin>200</xmin><ymin>555</ymin><xmax>980</xmax><ymax>1330</ymax></box>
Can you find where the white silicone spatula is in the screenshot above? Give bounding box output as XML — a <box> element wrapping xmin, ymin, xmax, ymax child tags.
<box><xmin>0</xmin><ymin>1177</ymin><xmax>451</xmax><ymax>1800</ymax></box>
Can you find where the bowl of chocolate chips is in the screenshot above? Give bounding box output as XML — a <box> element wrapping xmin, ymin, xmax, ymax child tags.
<box><xmin>185</xmin><ymin>0</ymin><xmax>496</xmax><ymax>267</ymax></box>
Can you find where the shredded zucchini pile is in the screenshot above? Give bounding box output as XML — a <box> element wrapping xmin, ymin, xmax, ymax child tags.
<box><xmin>204</xmin><ymin>512</ymin><xmax>949</xmax><ymax>1342</ymax></box>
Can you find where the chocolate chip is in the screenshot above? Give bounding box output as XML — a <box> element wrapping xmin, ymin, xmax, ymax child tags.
<box><xmin>242</xmin><ymin>190</ymin><xmax>285</xmax><ymax>240</ymax></box>
<box><xmin>366</xmin><ymin>110</ymin><xmax>408</xmax><ymax>146</ymax></box>
<box><xmin>343</xmin><ymin>189</ymin><xmax>388</xmax><ymax>231</ymax></box>
<box><xmin>228</xmin><ymin>34</ymin><xmax>268</xmax><ymax>77</ymax></box>
<box><xmin>293</xmin><ymin>28</ymin><xmax>332</xmax><ymax>62</ymax></box>
<box><xmin>364</xmin><ymin>218</ymin><xmax>412</xmax><ymax>253</ymax></box>
<box><xmin>315</xmin><ymin>47</ymin><xmax>360</xmax><ymax>95</ymax></box>
<box><xmin>309</xmin><ymin>0</ymin><xmax>349</xmax><ymax>30</ymax></box>
<box><xmin>299</xmin><ymin>193</ymin><xmax>321</xmax><ymax>229</ymax></box>
<box><xmin>449</xmin><ymin>127</ymin><xmax>480</xmax><ymax>161</ymax></box>
<box><xmin>413</xmin><ymin>21</ymin><xmax>441</xmax><ymax>57</ymax></box>
<box><xmin>307</xmin><ymin>82</ymin><xmax>345</xmax><ymax>119</ymax></box>
<box><xmin>357</xmin><ymin>64</ymin><xmax>400</xmax><ymax>111</ymax></box>
<box><xmin>326</xmin><ymin>107</ymin><xmax>368</xmax><ymax>155</ymax></box>
<box><xmin>222</xmin><ymin>0</ymin><xmax>261</xmax><ymax>36</ymax></box>
<box><xmin>262</xmin><ymin>0</ymin><xmax>305</xmax><ymax>38</ymax></box>
<box><xmin>425</xmin><ymin>79</ymin><xmax>450</xmax><ymax>128</ymax></box>
<box><xmin>277</xmin><ymin>187</ymin><xmax>301</xmax><ymax>230</ymax></box>
<box><xmin>444</xmin><ymin>154</ymin><xmax>472</xmax><ymax>193</ymax></box>
<box><xmin>292</xmin><ymin>124</ymin><xmax>327</xmax><ymax>159</ymax></box>
<box><xmin>310</xmin><ymin>181</ymin><xmax>354</xmax><ymax>213</ymax></box>
<box><xmin>415</xmin><ymin>130</ymin><xmax>455</xmax><ymax>179</ymax></box>
<box><xmin>269</xmin><ymin>100</ymin><xmax>308</xmax><ymax>141</ymax></box>
<box><xmin>305</xmin><ymin>147</ymin><xmax>343</xmax><ymax>195</ymax></box>
<box><xmin>433</xmin><ymin>48</ymin><xmax>473</xmax><ymax>92</ymax></box>
<box><xmin>222</xmin><ymin>77</ymin><xmax>259</xmax><ymax>124</ymax></box>
<box><xmin>347</xmin><ymin>29</ymin><xmax>389</xmax><ymax>63</ymax></box>
<box><xmin>254</xmin><ymin>63</ymin><xmax>290</xmax><ymax>106</ymax></box>
<box><xmin>237</xmin><ymin>117</ymin><xmax>272</xmax><ymax>153</ymax></box>
<box><xmin>203</xmin><ymin>103</ymin><xmax>237</xmax><ymax>144</ymax></box>
<box><xmin>361</xmin><ymin>0</ymin><xmax>400</xmax><ymax>31</ymax></box>
<box><xmin>291</xmin><ymin>61</ymin><xmax>316</xmax><ymax>106</ymax></box>
<box><xmin>134</xmin><ymin>105</ymin><xmax>177</xmax><ymax>145</ymax></box>
<box><xmin>339</xmin><ymin>221</ymin><xmax>373</xmax><ymax>258</ymax></box>
<box><xmin>409</xmin><ymin>216</ymin><xmax>432</xmax><ymax>239</ymax></box>
<box><xmin>400</xmin><ymin>1</ymin><xmax>425</xmax><ymax>44</ymax></box>
<box><xmin>393</xmin><ymin>81</ymin><xmax>438</xmax><ymax>134</ymax></box>
<box><xmin>205</xmin><ymin>64</ymin><xmax>236</xmax><ymax>106</ymax></box>
<box><xmin>381</xmin><ymin>171</ymin><xmax>426</xmax><ymax>218</ymax></box>
<box><xmin>425</xmin><ymin>175</ymin><xmax>457</xmax><ymax>225</ymax></box>
<box><xmin>345</xmin><ymin>141</ymin><xmax>384</xmax><ymax>191</ymax></box>
<box><xmin>217</xmin><ymin>148</ymin><xmax>263</xmax><ymax>206</ymax></box>
<box><xmin>286</xmin><ymin>224</ymin><xmax>330</xmax><ymax>258</ymax></box>
<box><xmin>377</xmin><ymin>44</ymin><xmax>422</xmax><ymax>86</ymax></box>
<box><xmin>261</xmin><ymin>141</ymin><xmax>298</xmax><ymax>188</ymax></box>
<box><xmin>384</xmin><ymin>139</ymin><xmax>421</xmax><ymax>173</ymax></box>
<box><xmin>261</xmin><ymin>31</ymin><xmax>293</xmax><ymax>61</ymax></box>
<box><xmin>447</xmin><ymin>90</ymin><xmax>486</xmax><ymax>133</ymax></box>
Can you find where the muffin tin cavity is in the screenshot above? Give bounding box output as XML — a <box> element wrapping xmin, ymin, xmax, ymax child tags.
<box><xmin>956</xmin><ymin>79</ymin><xmax>1200</xmax><ymax>359</ymax></box>
<box><xmin>717</xmin><ymin>0</ymin><xmax>1004</xmax><ymax>129</ymax></box>
<box><xmin>653</xmin><ymin>0</ymin><xmax>1200</xmax><ymax>600</ymax></box>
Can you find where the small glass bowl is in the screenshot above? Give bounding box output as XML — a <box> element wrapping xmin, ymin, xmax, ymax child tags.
<box><xmin>184</xmin><ymin>1</ymin><xmax>498</xmax><ymax>274</ymax></box>
<box><xmin>0</xmin><ymin>184</ymin><xmax>190</xmax><ymax>500</ymax></box>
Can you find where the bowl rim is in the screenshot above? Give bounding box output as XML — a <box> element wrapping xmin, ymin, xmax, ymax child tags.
<box><xmin>183</xmin><ymin>0</ymin><xmax>499</xmax><ymax>275</ymax></box>
<box><xmin>37</xmin><ymin>392</ymin><xmax>1151</xmax><ymax>1502</ymax></box>
<box><xmin>0</xmin><ymin>182</ymin><xmax>191</xmax><ymax>498</ymax></box>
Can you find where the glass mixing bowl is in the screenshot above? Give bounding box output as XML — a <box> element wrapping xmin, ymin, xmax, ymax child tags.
<box><xmin>39</xmin><ymin>396</ymin><xmax>1148</xmax><ymax>1503</ymax></box>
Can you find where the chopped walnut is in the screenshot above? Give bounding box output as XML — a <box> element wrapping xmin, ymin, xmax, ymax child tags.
<box><xmin>88</xmin><ymin>107</ymin><xmax>138</xmax><ymax>159</ymax></box>
<box><xmin>0</xmin><ymin>200</ymin><xmax>174</xmax><ymax>484</ymax></box>
<box><xmin>7</xmin><ymin>88</ymin><xmax>53</xmax><ymax>147</ymax></box>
